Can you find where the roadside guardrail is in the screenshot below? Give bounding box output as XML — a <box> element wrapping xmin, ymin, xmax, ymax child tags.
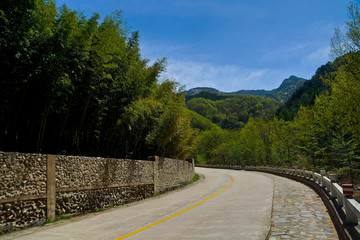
<box><xmin>245</xmin><ymin>166</ymin><xmax>360</xmax><ymax>240</ymax></box>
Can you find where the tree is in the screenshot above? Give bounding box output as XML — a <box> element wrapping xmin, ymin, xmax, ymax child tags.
<box><xmin>331</xmin><ymin>2</ymin><xmax>360</xmax><ymax>59</ymax></box>
<box><xmin>0</xmin><ymin>1</ymin><xmax>195</xmax><ymax>159</ymax></box>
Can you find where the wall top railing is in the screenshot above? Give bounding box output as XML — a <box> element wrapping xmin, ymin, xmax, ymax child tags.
<box><xmin>244</xmin><ymin>166</ymin><xmax>360</xmax><ymax>226</ymax></box>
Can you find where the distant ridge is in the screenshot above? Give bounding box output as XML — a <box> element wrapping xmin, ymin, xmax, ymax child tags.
<box><xmin>186</xmin><ymin>75</ymin><xmax>307</xmax><ymax>102</ymax></box>
<box><xmin>186</xmin><ymin>87</ymin><xmax>220</xmax><ymax>95</ymax></box>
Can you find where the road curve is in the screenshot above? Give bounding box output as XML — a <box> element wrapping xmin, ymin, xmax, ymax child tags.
<box><xmin>2</xmin><ymin>168</ymin><xmax>274</xmax><ymax>240</ymax></box>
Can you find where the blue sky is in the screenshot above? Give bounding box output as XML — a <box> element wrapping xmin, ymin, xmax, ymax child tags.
<box><xmin>57</xmin><ymin>0</ymin><xmax>350</xmax><ymax>92</ymax></box>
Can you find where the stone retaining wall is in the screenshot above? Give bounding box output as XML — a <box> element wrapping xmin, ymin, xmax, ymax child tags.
<box><xmin>155</xmin><ymin>157</ymin><xmax>195</xmax><ymax>193</ymax></box>
<box><xmin>55</xmin><ymin>184</ymin><xmax>154</xmax><ymax>216</ymax></box>
<box><xmin>0</xmin><ymin>152</ymin><xmax>194</xmax><ymax>234</ymax></box>
<box><xmin>0</xmin><ymin>153</ymin><xmax>47</xmax><ymax>201</ymax></box>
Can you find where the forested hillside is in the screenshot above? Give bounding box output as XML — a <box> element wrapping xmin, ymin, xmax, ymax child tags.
<box><xmin>270</xmin><ymin>76</ymin><xmax>307</xmax><ymax>102</ymax></box>
<box><xmin>0</xmin><ymin>0</ymin><xmax>196</xmax><ymax>159</ymax></box>
<box><xmin>276</xmin><ymin>63</ymin><xmax>334</xmax><ymax>120</ymax></box>
<box><xmin>186</xmin><ymin>75</ymin><xmax>307</xmax><ymax>102</ymax></box>
<box><xmin>186</xmin><ymin>94</ymin><xmax>279</xmax><ymax>129</ymax></box>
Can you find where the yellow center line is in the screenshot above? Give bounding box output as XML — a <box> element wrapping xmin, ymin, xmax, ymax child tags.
<box><xmin>114</xmin><ymin>173</ymin><xmax>235</xmax><ymax>240</ymax></box>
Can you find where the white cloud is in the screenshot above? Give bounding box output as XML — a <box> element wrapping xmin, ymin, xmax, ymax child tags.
<box><xmin>244</xmin><ymin>70</ymin><xmax>268</xmax><ymax>83</ymax></box>
<box><xmin>162</xmin><ymin>59</ymin><xmax>288</xmax><ymax>92</ymax></box>
<box><xmin>302</xmin><ymin>46</ymin><xmax>330</xmax><ymax>65</ymax></box>
<box><xmin>140</xmin><ymin>41</ymin><xmax>300</xmax><ymax>92</ymax></box>
<box><xmin>261</xmin><ymin>43</ymin><xmax>309</xmax><ymax>62</ymax></box>
<box><xmin>140</xmin><ymin>41</ymin><xmax>186</xmax><ymax>62</ymax></box>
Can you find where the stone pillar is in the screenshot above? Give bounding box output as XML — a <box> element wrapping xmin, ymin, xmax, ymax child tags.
<box><xmin>46</xmin><ymin>155</ymin><xmax>56</xmax><ymax>221</ymax></box>
<box><xmin>149</xmin><ymin>156</ymin><xmax>160</xmax><ymax>194</ymax></box>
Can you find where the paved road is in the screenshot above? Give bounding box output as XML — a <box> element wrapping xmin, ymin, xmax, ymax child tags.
<box><xmin>2</xmin><ymin>168</ymin><xmax>274</xmax><ymax>240</ymax></box>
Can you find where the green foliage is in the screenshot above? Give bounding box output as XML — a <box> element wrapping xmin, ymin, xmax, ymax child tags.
<box><xmin>186</xmin><ymin>90</ymin><xmax>236</xmax><ymax>102</ymax></box>
<box><xmin>187</xmin><ymin>92</ymin><xmax>282</xmax><ymax>165</ymax></box>
<box><xmin>330</xmin><ymin>2</ymin><xmax>360</xmax><ymax>58</ymax></box>
<box><xmin>118</xmin><ymin>81</ymin><xmax>196</xmax><ymax>159</ymax></box>
<box><xmin>186</xmin><ymin>87</ymin><xmax>220</xmax><ymax>96</ymax></box>
<box><xmin>187</xmin><ymin>173</ymin><xmax>200</xmax><ymax>185</ymax></box>
<box><xmin>0</xmin><ymin>1</ymin><xmax>194</xmax><ymax>159</ymax></box>
<box><xmin>288</xmin><ymin>2</ymin><xmax>360</xmax><ymax>175</ymax></box>
<box><xmin>192</xmin><ymin>128</ymin><xmax>229</xmax><ymax>164</ymax></box>
<box><xmin>186</xmin><ymin>95</ymin><xmax>279</xmax><ymax>130</ymax></box>
<box><xmin>191</xmin><ymin>117</ymin><xmax>298</xmax><ymax>167</ymax></box>
<box><xmin>45</xmin><ymin>213</ymin><xmax>72</xmax><ymax>224</ymax></box>
<box><xmin>187</xmin><ymin>109</ymin><xmax>219</xmax><ymax>131</ymax></box>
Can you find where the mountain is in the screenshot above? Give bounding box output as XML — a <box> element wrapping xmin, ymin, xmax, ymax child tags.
<box><xmin>186</xmin><ymin>75</ymin><xmax>307</xmax><ymax>102</ymax></box>
<box><xmin>186</xmin><ymin>87</ymin><xmax>220</xmax><ymax>95</ymax></box>
<box><xmin>276</xmin><ymin>64</ymin><xmax>334</xmax><ymax>120</ymax></box>
<box><xmin>230</xmin><ymin>89</ymin><xmax>271</xmax><ymax>97</ymax></box>
<box><xmin>271</xmin><ymin>75</ymin><xmax>307</xmax><ymax>102</ymax></box>
<box><xmin>186</xmin><ymin>94</ymin><xmax>280</xmax><ymax>130</ymax></box>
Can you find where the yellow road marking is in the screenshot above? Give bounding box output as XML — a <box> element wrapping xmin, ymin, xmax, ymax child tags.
<box><xmin>114</xmin><ymin>173</ymin><xmax>235</xmax><ymax>240</ymax></box>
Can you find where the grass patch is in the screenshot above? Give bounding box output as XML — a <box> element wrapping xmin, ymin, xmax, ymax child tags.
<box><xmin>148</xmin><ymin>192</ymin><xmax>162</xmax><ymax>198</ymax></box>
<box><xmin>187</xmin><ymin>173</ymin><xmax>200</xmax><ymax>185</ymax></box>
<box><xmin>95</xmin><ymin>207</ymin><xmax>104</xmax><ymax>212</ymax></box>
<box><xmin>60</xmin><ymin>214</ymin><xmax>73</xmax><ymax>220</ymax></box>
<box><xmin>45</xmin><ymin>219</ymin><xmax>56</xmax><ymax>224</ymax></box>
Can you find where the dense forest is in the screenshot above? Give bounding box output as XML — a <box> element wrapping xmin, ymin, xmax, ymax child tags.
<box><xmin>0</xmin><ymin>0</ymin><xmax>196</xmax><ymax>159</ymax></box>
<box><xmin>186</xmin><ymin>94</ymin><xmax>279</xmax><ymax>129</ymax></box>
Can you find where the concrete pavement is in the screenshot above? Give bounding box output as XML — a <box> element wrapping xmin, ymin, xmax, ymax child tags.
<box><xmin>1</xmin><ymin>168</ymin><xmax>274</xmax><ymax>240</ymax></box>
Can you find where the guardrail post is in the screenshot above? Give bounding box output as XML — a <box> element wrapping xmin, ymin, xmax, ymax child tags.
<box><xmin>332</xmin><ymin>183</ymin><xmax>344</xmax><ymax>207</ymax></box>
<box><xmin>311</xmin><ymin>168</ymin><xmax>316</xmax><ymax>181</ymax></box>
<box><xmin>329</xmin><ymin>174</ymin><xmax>338</xmax><ymax>199</ymax></box>
<box><xmin>344</xmin><ymin>198</ymin><xmax>359</xmax><ymax>224</ymax></box>
<box><xmin>301</xmin><ymin>167</ymin><xmax>305</xmax><ymax>178</ymax></box>
<box><xmin>320</xmin><ymin>170</ymin><xmax>326</xmax><ymax>187</ymax></box>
